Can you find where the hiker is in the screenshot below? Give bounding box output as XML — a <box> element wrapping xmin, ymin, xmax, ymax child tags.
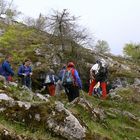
<box><xmin>62</xmin><ymin>62</ymin><xmax>82</xmax><ymax>102</ymax></box>
<box><xmin>88</xmin><ymin>58</ymin><xmax>108</xmax><ymax>99</ymax></box>
<box><xmin>0</xmin><ymin>54</ymin><xmax>14</xmax><ymax>82</ymax></box>
<box><xmin>42</xmin><ymin>69</ymin><xmax>59</xmax><ymax>96</ymax></box>
<box><xmin>55</xmin><ymin>64</ymin><xmax>66</xmax><ymax>95</ymax></box>
<box><xmin>18</xmin><ymin>59</ymin><xmax>32</xmax><ymax>89</ymax></box>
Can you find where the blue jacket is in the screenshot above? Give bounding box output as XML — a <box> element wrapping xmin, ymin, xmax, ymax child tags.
<box><xmin>73</xmin><ymin>69</ymin><xmax>82</xmax><ymax>89</ymax></box>
<box><xmin>18</xmin><ymin>64</ymin><xmax>32</xmax><ymax>76</ymax></box>
<box><xmin>2</xmin><ymin>60</ymin><xmax>14</xmax><ymax>77</ymax></box>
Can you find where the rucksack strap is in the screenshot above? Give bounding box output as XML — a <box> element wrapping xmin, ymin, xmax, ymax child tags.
<box><xmin>69</xmin><ymin>68</ymin><xmax>76</xmax><ymax>85</ymax></box>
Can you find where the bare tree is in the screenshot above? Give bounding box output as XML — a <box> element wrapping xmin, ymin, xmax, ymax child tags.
<box><xmin>0</xmin><ymin>0</ymin><xmax>8</xmax><ymax>16</ymax></box>
<box><xmin>0</xmin><ymin>0</ymin><xmax>21</xmax><ymax>24</ymax></box>
<box><xmin>24</xmin><ymin>13</ymin><xmax>47</xmax><ymax>31</ymax></box>
<box><xmin>5</xmin><ymin>7</ymin><xmax>21</xmax><ymax>23</ymax></box>
<box><xmin>47</xmin><ymin>9</ymin><xmax>92</xmax><ymax>51</ymax></box>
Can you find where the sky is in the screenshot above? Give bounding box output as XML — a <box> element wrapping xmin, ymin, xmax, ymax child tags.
<box><xmin>10</xmin><ymin>0</ymin><xmax>140</xmax><ymax>55</ymax></box>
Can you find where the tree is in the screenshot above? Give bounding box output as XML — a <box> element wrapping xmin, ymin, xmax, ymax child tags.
<box><xmin>24</xmin><ymin>13</ymin><xmax>47</xmax><ymax>31</ymax></box>
<box><xmin>0</xmin><ymin>0</ymin><xmax>21</xmax><ymax>24</ymax></box>
<box><xmin>5</xmin><ymin>8</ymin><xmax>21</xmax><ymax>23</ymax></box>
<box><xmin>123</xmin><ymin>43</ymin><xmax>140</xmax><ymax>61</ymax></box>
<box><xmin>0</xmin><ymin>0</ymin><xmax>8</xmax><ymax>16</ymax></box>
<box><xmin>94</xmin><ymin>40</ymin><xmax>110</xmax><ymax>54</ymax></box>
<box><xmin>47</xmin><ymin>9</ymin><xmax>92</xmax><ymax>51</ymax></box>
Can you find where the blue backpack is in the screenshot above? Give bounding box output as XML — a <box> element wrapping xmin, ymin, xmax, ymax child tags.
<box><xmin>0</xmin><ymin>63</ymin><xmax>5</xmax><ymax>76</ymax></box>
<box><xmin>62</xmin><ymin>68</ymin><xmax>75</xmax><ymax>86</ymax></box>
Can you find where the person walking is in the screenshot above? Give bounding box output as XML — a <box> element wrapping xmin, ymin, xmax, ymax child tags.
<box><xmin>42</xmin><ymin>69</ymin><xmax>59</xmax><ymax>96</ymax></box>
<box><xmin>62</xmin><ymin>62</ymin><xmax>82</xmax><ymax>102</ymax></box>
<box><xmin>88</xmin><ymin>58</ymin><xmax>108</xmax><ymax>99</ymax></box>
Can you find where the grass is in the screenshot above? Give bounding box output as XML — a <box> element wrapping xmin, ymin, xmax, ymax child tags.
<box><xmin>0</xmin><ymin>113</ymin><xmax>64</xmax><ymax>140</ymax></box>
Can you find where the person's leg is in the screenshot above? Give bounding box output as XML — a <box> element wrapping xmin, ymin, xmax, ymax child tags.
<box><xmin>48</xmin><ymin>84</ymin><xmax>55</xmax><ymax>96</ymax></box>
<box><xmin>88</xmin><ymin>80</ymin><xmax>96</xmax><ymax>96</ymax></box>
<box><xmin>65</xmin><ymin>85</ymin><xmax>73</xmax><ymax>102</ymax></box>
<box><xmin>100</xmin><ymin>82</ymin><xmax>107</xmax><ymax>99</ymax></box>
<box><xmin>26</xmin><ymin>77</ymin><xmax>32</xmax><ymax>89</ymax></box>
<box><xmin>21</xmin><ymin>76</ymin><xmax>26</xmax><ymax>86</ymax></box>
<box><xmin>73</xmin><ymin>86</ymin><xmax>79</xmax><ymax>100</ymax></box>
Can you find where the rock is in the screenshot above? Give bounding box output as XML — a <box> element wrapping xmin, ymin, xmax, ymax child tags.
<box><xmin>122</xmin><ymin>111</ymin><xmax>137</xmax><ymax>121</ymax></box>
<box><xmin>105</xmin><ymin>111</ymin><xmax>117</xmax><ymax>119</ymax></box>
<box><xmin>134</xmin><ymin>78</ymin><xmax>140</xmax><ymax>86</ymax></box>
<box><xmin>35</xmin><ymin>114</ymin><xmax>41</xmax><ymax>121</ymax></box>
<box><xmin>34</xmin><ymin>48</ymin><xmax>42</xmax><ymax>56</ymax></box>
<box><xmin>47</xmin><ymin>101</ymin><xmax>86</xmax><ymax>140</ymax></box>
<box><xmin>0</xmin><ymin>94</ymin><xmax>13</xmax><ymax>101</ymax></box>
<box><xmin>0</xmin><ymin>75</ymin><xmax>6</xmax><ymax>85</ymax></box>
<box><xmin>16</xmin><ymin>101</ymin><xmax>31</xmax><ymax>110</ymax></box>
<box><xmin>92</xmin><ymin>108</ymin><xmax>106</xmax><ymax>121</ymax></box>
<box><xmin>108</xmin><ymin>91</ymin><xmax>122</xmax><ymax>100</ymax></box>
<box><xmin>8</xmin><ymin>81</ymin><xmax>18</xmax><ymax>87</ymax></box>
<box><xmin>0</xmin><ymin>28</ymin><xmax>5</xmax><ymax>36</ymax></box>
<box><xmin>108</xmin><ymin>108</ymin><xmax>121</xmax><ymax>115</ymax></box>
<box><xmin>35</xmin><ymin>93</ymin><xmax>49</xmax><ymax>102</ymax></box>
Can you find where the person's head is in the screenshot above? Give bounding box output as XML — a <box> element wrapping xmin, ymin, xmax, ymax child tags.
<box><xmin>96</xmin><ymin>58</ymin><xmax>106</xmax><ymax>67</ymax></box>
<box><xmin>5</xmin><ymin>54</ymin><xmax>13</xmax><ymax>62</ymax></box>
<box><xmin>67</xmin><ymin>62</ymin><xmax>75</xmax><ymax>68</ymax></box>
<box><xmin>24</xmin><ymin>59</ymin><xmax>31</xmax><ymax>66</ymax></box>
<box><xmin>62</xmin><ymin>64</ymin><xmax>66</xmax><ymax>69</ymax></box>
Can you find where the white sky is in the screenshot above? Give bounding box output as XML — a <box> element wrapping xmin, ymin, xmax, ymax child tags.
<box><xmin>11</xmin><ymin>0</ymin><xmax>140</xmax><ymax>55</ymax></box>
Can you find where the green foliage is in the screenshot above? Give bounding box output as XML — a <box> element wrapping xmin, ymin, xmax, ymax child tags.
<box><xmin>95</xmin><ymin>40</ymin><xmax>110</xmax><ymax>54</ymax></box>
<box><xmin>123</xmin><ymin>43</ymin><xmax>140</xmax><ymax>61</ymax></box>
<box><xmin>0</xmin><ymin>25</ymin><xmax>34</xmax><ymax>48</ymax></box>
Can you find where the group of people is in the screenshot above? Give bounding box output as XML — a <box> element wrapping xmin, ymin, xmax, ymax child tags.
<box><xmin>42</xmin><ymin>59</ymin><xmax>109</xmax><ymax>102</ymax></box>
<box><xmin>0</xmin><ymin>54</ymin><xmax>33</xmax><ymax>89</ymax></box>
<box><xmin>42</xmin><ymin>62</ymin><xmax>82</xmax><ymax>102</ymax></box>
<box><xmin>0</xmin><ymin>54</ymin><xmax>109</xmax><ymax>102</ymax></box>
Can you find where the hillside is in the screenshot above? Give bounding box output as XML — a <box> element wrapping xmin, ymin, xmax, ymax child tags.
<box><xmin>0</xmin><ymin>20</ymin><xmax>140</xmax><ymax>140</ymax></box>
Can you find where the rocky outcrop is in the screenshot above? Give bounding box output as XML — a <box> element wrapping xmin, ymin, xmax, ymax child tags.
<box><xmin>0</xmin><ymin>93</ymin><xmax>86</xmax><ymax>140</ymax></box>
<box><xmin>47</xmin><ymin>101</ymin><xmax>86</xmax><ymax>140</ymax></box>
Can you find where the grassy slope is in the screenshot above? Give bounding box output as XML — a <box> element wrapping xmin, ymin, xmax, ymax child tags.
<box><xmin>1</xmin><ymin>87</ymin><xmax>140</xmax><ymax>140</ymax></box>
<box><xmin>0</xmin><ymin>21</ymin><xmax>140</xmax><ymax>140</ymax></box>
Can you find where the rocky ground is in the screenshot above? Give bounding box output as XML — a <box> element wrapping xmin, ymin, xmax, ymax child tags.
<box><xmin>0</xmin><ymin>80</ymin><xmax>140</xmax><ymax>140</ymax></box>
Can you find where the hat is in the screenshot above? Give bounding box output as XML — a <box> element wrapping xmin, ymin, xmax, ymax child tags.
<box><xmin>67</xmin><ymin>62</ymin><xmax>75</xmax><ymax>67</ymax></box>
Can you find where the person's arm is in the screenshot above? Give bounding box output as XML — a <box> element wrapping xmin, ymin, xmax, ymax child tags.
<box><xmin>74</xmin><ymin>70</ymin><xmax>82</xmax><ymax>89</ymax></box>
<box><xmin>18</xmin><ymin>66</ymin><xmax>24</xmax><ymax>76</ymax></box>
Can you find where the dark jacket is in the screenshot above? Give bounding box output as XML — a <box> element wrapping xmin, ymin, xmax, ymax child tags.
<box><xmin>2</xmin><ymin>60</ymin><xmax>14</xmax><ymax>77</ymax></box>
<box><xmin>18</xmin><ymin>64</ymin><xmax>32</xmax><ymax>76</ymax></box>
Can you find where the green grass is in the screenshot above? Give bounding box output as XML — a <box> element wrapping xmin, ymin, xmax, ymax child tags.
<box><xmin>0</xmin><ymin>115</ymin><xmax>64</xmax><ymax>140</ymax></box>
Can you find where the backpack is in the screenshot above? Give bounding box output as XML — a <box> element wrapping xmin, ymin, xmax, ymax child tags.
<box><xmin>45</xmin><ymin>74</ymin><xmax>55</xmax><ymax>84</ymax></box>
<box><xmin>0</xmin><ymin>63</ymin><xmax>5</xmax><ymax>75</ymax></box>
<box><xmin>62</xmin><ymin>68</ymin><xmax>75</xmax><ymax>86</ymax></box>
<box><xmin>94</xmin><ymin>59</ymin><xmax>108</xmax><ymax>82</ymax></box>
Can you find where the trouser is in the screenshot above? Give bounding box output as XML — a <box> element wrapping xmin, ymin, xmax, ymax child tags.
<box><xmin>47</xmin><ymin>84</ymin><xmax>55</xmax><ymax>96</ymax></box>
<box><xmin>89</xmin><ymin>80</ymin><xmax>107</xmax><ymax>98</ymax></box>
<box><xmin>64</xmin><ymin>84</ymin><xmax>79</xmax><ymax>102</ymax></box>
<box><xmin>21</xmin><ymin>76</ymin><xmax>32</xmax><ymax>89</ymax></box>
